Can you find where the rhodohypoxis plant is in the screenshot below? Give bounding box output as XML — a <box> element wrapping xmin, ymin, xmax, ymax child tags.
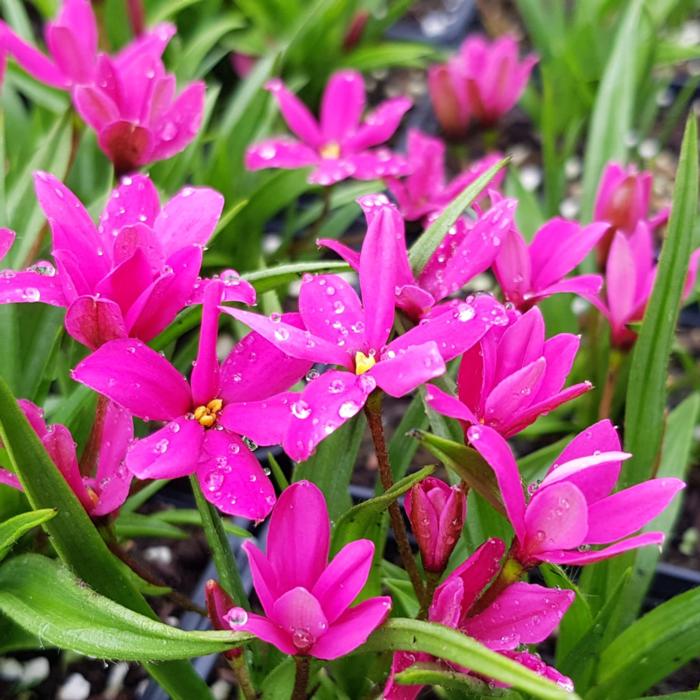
<box><xmin>429</xmin><ymin>34</ymin><xmax>537</xmax><ymax>136</ymax></box>
<box><xmin>0</xmin><ymin>172</ymin><xmax>240</xmax><ymax>349</ymax></box>
<box><xmin>385</xmin><ymin>538</ymin><xmax>575</xmax><ymax>698</ymax></box>
<box><xmin>593</xmin><ymin>222</ymin><xmax>700</xmax><ymax>348</ymax></box>
<box><xmin>426</xmin><ymin>306</ymin><xmax>592</xmax><ymax>438</ymax></box>
<box><xmin>386</xmin><ymin>129</ymin><xmax>504</xmax><ymax>221</ymax></box>
<box><xmin>493</xmin><ymin>214</ymin><xmax>608</xmax><ymax>309</ymax></box>
<box><xmin>320</xmin><ymin>193</ymin><xmax>516</xmax><ymax>320</ymax></box>
<box><xmin>468</xmin><ymin>420</ymin><xmax>684</xmax><ymax>568</ymax></box>
<box><xmin>0</xmin><ymin>0</ymin><xmax>174</xmax><ymax>89</ymax></box>
<box><xmin>71</xmin><ymin>282</ymin><xmax>311</xmax><ymax>520</ymax></box>
<box><xmin>0</xmin><ymin>399</ymin><xmax>133</xmax><ymax>516</ymax></box>
<box><xmin>245</xmin><ymin>70</ymin><xmax>411</xmax><ymax>185</ymax></box>
<box><xmin>222</xmin><ymin>195</ymin><xmax>507</xmax><ymax>460</ymax></box>
<box><xmin>224</xmin><ymin>480</ymin><xmax>391</xmax><ymax>659</ymax></box>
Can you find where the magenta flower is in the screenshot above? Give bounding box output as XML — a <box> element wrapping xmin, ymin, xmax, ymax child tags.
<box><xmin>426</xmin><ymin>307</ymin><xmax>591</xmax><ymax>438</ymax></box>
<box><xmin>492</xmin><ymin>212</ymin><xmax>607</xmax><ymax>310</ymax></box>
<box><xmin>0</xmin><ymin>0</ymin><xmax>174</xmax><ymax>89</ymax></box>
<box><xmin>384</xmin><ymin>538</ymin><xmax>575</xmax><ymax>699</ymax></box>
<box><xmin>222</xmin><ymin>195</ymin><xmax>506</xmax><ymax>461</ymax></box>
<box><xmin>467</xmin><ymin>420</ymin><xmax>684</xmax><ymax>568</ymax></box>
<box><xmin>245</xmin><ymin>70</ymin><xmax>411</xmax><ymax>185</ymax></box>
<box><xmin>592</xmin><ymin>223</ymin><xmax>700</xmax><ymax>348</ymax></box>
<box><xmin>386</xmin><ymin>130</ymin><xmax>505</xmax><ymax>221</ymax></box>
<box><xmin>320</xmin><ymin>193</ymin><xmax>516</xmax><ymax>321</ymax></box>
<box><xmin>429</xmin><ymin>34</ymin><xmax>537</xmax><ymax>135</ymax></box>
<box><xmin>405</xmin><ymin>476</ymin><xmax>465</xmax><ymax>573</ymax></box>
<box><xmin>0</xmin><ymin>399</ymin><xmax>133</xmax><ymax>517</ymax></box>
<box><xmin>72</xmin><ymin>52</ymin><xmax>204</xmax><ymax>174</ymax></box>
<box><xmin>72</xmin><ymin>282</ymin><xmax>312</xmax><ymax>520</ymax></box>
<box><xmin>0</xmin><ymin>172</ymin><xmax>244</xmax><ymax>349</ymax></box>
<box><xmin>224</xmin><ymin>480</ymin><xmax>391</xmax><ymax>659</ymax></box>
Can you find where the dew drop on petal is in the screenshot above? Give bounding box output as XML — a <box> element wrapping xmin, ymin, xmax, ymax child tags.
<box><xmin>291</xmin><ymin>400</ymin><xmax>312</xmax><ymax>420</ymax></box>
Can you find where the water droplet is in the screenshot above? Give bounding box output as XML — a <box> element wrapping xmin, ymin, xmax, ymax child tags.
<box><xmin>291</xmin><ymin>400</ymin><xmax>312</xmax><ymax>420</ymax></box>
<box><xmin>153</xmin><ymin>439</ymin><xmax>169</xmax><ymax>454</ymax></box>
<box><xmin>226</xmin><ymin>607</ymin><xmax>248</xmax><ymax>627</ymax></box>
<box><xmin>338</xmin><ymin>401</ymin><xmax>360</xmax><ymax>418</ymax></box>
<box><xmin>291</xmin><ymin>628</ymin><xmax>314</xmax><ymax>651</ymax></box>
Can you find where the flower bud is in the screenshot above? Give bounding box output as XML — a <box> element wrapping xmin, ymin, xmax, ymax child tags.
<box><xmin>428</xmin><ymin>65</ymin><xmax>467</xmax><ymax>138</ymax></box>
<box><xmin>405</xmin><ymin>477</ymin><xmax>466</xmax><ymax>573</ymax></box>
<box><xmin>205</xmin><ymin>579</ymin><xmax>242</xmax><ymax>659</ymax></box>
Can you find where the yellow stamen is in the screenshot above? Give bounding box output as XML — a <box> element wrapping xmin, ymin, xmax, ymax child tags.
<box><xmin>320</xmin><ymin>141</ymin><xmax>341</xmax><ymax>159</ymax></box>
<box><xmin>193</xmin><ymin>398</ymin><xmax>223</xmax><ymax>428</ymax></box>
<box><xmin>86</xmin><ymin>486</ymin><xmax>100</xmax><ymax>509</ymax></box>
<box><xmin>354</xmin><ymin>351</ymin><xmax>376</xmax><ymax>375</ymax></box>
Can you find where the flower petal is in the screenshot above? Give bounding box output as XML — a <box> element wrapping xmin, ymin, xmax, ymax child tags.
<box><xmin>0</xmin><ymin>23</ymin><xmax>68</xmax><ymax>87</ymax></box>
<box><xmin>265</xmin><ymin>78</ymin><xmax>323</xmax><ymax>147</ymax></box>
<box><xmin>312</xmin><ymin>539</ymin><xmax>375</xmax><ymax>623</ymax></box>
<box><xmin>73</xmin><ymin>85</ymin><xmax>119</xmax><ymax>131</ymax></box>
<box><xmin>320</xmin><ymin>70</ymin><xmax>365</xmax><ymax>143</ymax></box>
<box><xmin>98</xmin><ymin>121</ymin><xmax>154</xmax><ymax>174</ymax></box>
<box><xmin>191</xmin><ymin>281</ymin><xmax>222</xmax><ymax>406</ymax></box>
<box><xmin>271</xmin><ymin>587</ymin><xmax>328</xmax><ymax>649</ymax></box>
<box><xmin>467</xmin><ymin>425</ymin><xmax>526</xmax><ymax>541</ymax></box>
<box><xmin>282</xmin><ymin>371</ymin><xmax>376</xmax><ymax>462</ymax></box>
<box><xmin>241</xmin><ymin>541</ymin><xmax>279</xmax><ymax>616</ymax></box>
<box><xmin>267</xmin><ymin>480</ymin><xmax>330</xmax><ymax>590</ymax></box>
<box><xmin>228</xmin><ymin>611</ymin><xmax>296</xmax><ymax>655</ymax></box>
<box><xmin>465</xmin><ymin>582</ymin><xmax>574</xmax><ymax>650</ymax></box>
<box><xmin>0</xmin><ymin>269</ymin><xmax>66</xmax><ymax>307</ymax></box>
<box><xmin>310</xmin><ymin>596</ymin><xmax>391</xmax><ymax>660</ymax></box>
<box><xmin>0</xmin><ymin>468</ymin><xmax>21</xmax><ymax>490</ymax></box>
<box><xmin>343</xmin><ymin>97</ymin><xmax>412</xmax><ymax>152</ymax></box>
<box><xmin>43</xmin><ymin>424</ymin><xmax>92</xmax><ymax>511</ymax></box>
<box><xmin>371</xmin><ymin>341</ymin><xmax>445</xmax><ymax>397</ymax></box>
<box><xmin>343</xmin><ymin>149</ymin><xmax>410</xmax><ymax>180</ymax></box>
<box><xmin>64</xmin><ymin>296</ymin><xmax>127</xmax><ymax>349</ymax></box>
<box><xmin>126</xmin><ymin>417</ymin><xmax>203</xmax><ymax>479</ymax></box>
<box><xmin>219</xmin><ymin>391</ymin><xmax>296</xmax><ymax>447</ymax></box>
<box><xmin>492</xmin><ymin>227</ymin><xmax>531</xmax><ymax>304</ymax></box>
<box><xmin>543</xmin><ymin>531</ymin><xmax>664</xmax><ymax>566</ymax></box>
<box><xmin>0</xmin><ymin>228</ymin><xmax>15</xmax><ymax>260</ymax></box>
<box><xmin>196</xmin><ymin>431</ymin><xmax>275</xmax><ymax>520</ymax></box>
<box><xmin>245</xmin><ymin>138</ymin><xmax>319</xmax><ymax>171</ymax></box>
<box><xmin>150</xmin><ymin>81</ymin><xmax>205</xmax><ymax>161</ymax></box>
<box><xmin>298</xmin><ymin>274</ymin><xmax>365</xmax><ymax>354</ymax></box>
<box><xmin>584</xmin><ymin>478</ymin><xmax>684</xmax><ymax>544</ymax></box>
<box><xmin>153</xmin><ymin>186</ymin><xmax>223</xmax><ymax>259</ymax></box>
<box><xmin>493</xmin><ymin>307</ymin><xmax>544</xmax><ymax>384</ymax></box>
<box><xmin>316</xmin><ymin>238</ymin><xmax>360</xmax><ymax>270</ymax></box>
<box><xmin>425</xmin><ymin>384</ymin><xmax>478</xmax><ymax>424</ymax></box>
<box><xmin>72</xmin><ymin>338</ymin><xmax>192</xmax><ymax>421</ymax></box>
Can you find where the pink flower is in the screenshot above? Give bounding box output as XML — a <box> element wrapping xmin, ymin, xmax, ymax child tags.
<box><xmin>0</xmin><ymin>172</ymin><xmax>242</xmax><ymax>349</ymax></box>
<box><xmin>492</xmin><ymin>212</ymin><xmax>607</xmax><ymax>310</ymax></box>
<box><xmin>224</xmin><ymin>480</ymin><xmax>391</xmax><ymax>659</ymax></box>
<box><xmin>425</xmin><ymin>307</ymin><xmax>591</xmax><ymax>438</ymax></box>
<box><xmin>0</xmin><ymin>0</ymin><xmax>174</xmax><ymax>89</ymax></box>
<box><xmin>0</xmin><ymin>399</ymin><xmax>133</xmax><ymax>517</ymax></box>
<box><xmin>72</xmin><ymin>52</ymin><xmax>204</xmax><ymax>174</ymax></box>
<box><xmin>405</xmin><ymin>477</ymin><xmax>466</xmax><ymax>573</ymax></box>
<box><xmin>320</xmin><ymin>193</ymin><xmax>516</xmax><ymax>321</ymax></box>
<box><xmin>429</xmin><ymin>34</ymin><xmax>537</xmax><ymax>135</ymax></box>
<box><xmin>205</xmin><ymin>580</ymin><xmax>242</xmax><ymax>659</ymax></box>
<box><xmin>386</xmin><ymin>130</ymin><xmax>505</xmax><ymax>221</ymax></box>
<box><xmin>71</xmin><ymin>282</ymin><xmax>312</xmax><ymax>520</ymax></box>
<box><xmin>221</xmin><ymin>195</ymin><xmax>506</xmax><ymax>461</ymax></box>
<box><xmin>245</xmin><ymin>70</ymin><xmax>411</xmax><ymax>185</ymax></box>
<box><xmin>592</xmin><ymin>223</ymin><xmax>700</xmax><ymax>348</ymax></box>
<box><xmin>384</xmin><ymin>538</ymin><xmax>575</xmax><ymax>698</ymax></box>
<box><xmin>467</xmin><ymin>420</ymin><xmax>685</xmax><ymax>568</ymax></box>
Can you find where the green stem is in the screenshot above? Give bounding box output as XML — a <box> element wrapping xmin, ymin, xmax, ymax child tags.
<box><xmin>189</xmin><ymin>475</ymin><xmax>249</xmax><ymax>610</ymax></box>
<box><xmin>364</xmin><ymin>393</ymin><xmax>427</xmax><ymax>608</ymax></box>
<box><xmin>418</xmin><ymin>571</ymin><xmax>441</xmax><ymax>620</ymax></box>
<box><xmin>229</xmin><ymin>654</ymin><xmax>257</xmax><ymax>700</ymax></box>
<box><xmin>292</xmin><ymin>656</ymin><xmax>310</xmax><ymax>700</ymax></box>
<box><xmin>598</xmin><ymin>349</ymin><xmax>623</xmax><ymax>421</ymax></box>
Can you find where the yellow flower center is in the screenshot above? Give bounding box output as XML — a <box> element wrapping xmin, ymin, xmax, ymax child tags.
<box><xmin>354</xmin><ymin>351</ymin><xmax>376</xmax><ymax>375</ymax></box>
<box><xmin>320</xmin><ymin>141</ymin><xmax>341</xmax><ymax>159</ymax></box>
<box><xmin>193</xmin><ymin>398</ymin><xmax>223</xmax><ymax>428</ymax></box>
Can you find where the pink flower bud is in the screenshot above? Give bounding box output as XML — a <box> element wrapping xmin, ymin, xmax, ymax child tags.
<box><xmin>428</xmin><ymin>64</ymin><xmax>466</xmax><ymax>137</ymax></box>
<box><xmin>205</xmin><ymin>579</ymin><xmax>242</xmax><ymax>659</ymax></box>
<box><xmin>594</xmin><ymin>163</ymin><xmax>652</xmax><ymax>234</ymax></box>
<box><xmin>405</xmin><ymin>477</ymin><xmax>466</xmax><ymax>573</ymax></box>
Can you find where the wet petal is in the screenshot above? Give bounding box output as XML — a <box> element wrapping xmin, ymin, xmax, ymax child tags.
<box><xmin>64</xmin><ymin>296</ymin><xmax>127</xmax><ymax>349</ymax></box>
<box><xmin>265</xmin><ymin>78</ymin><xmax>323</xmax><ymax>147</ymax></box>
<box><xmin>219</xmin><ymin>391</ymin><xmax>296</xmax><ymax>447</ymax></box>
<box><xmin>371</xmin><ymin>342</ymin><xmax>445</xmax><ymax>397</ymax></box>
<box><xmin>343</xmin><ymin>97</ymin><xmax>412</xmax><ymax>152</ymax></box>
<box><xmin>425</xmin><ymin>384</ymin><xmax>478</xmax><ymax>424</ymax></box>
<box><xmin>320</xmin><ymin>70</ymin><xmax>365</xmax><ymax>143</ymax></box>
<box><xmin>245</xmin><ymin>138</ymin><xmax>319</xmax><ymax>171</ymax></box>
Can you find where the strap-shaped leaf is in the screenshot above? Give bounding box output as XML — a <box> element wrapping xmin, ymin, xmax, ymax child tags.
<box><xmin>0</xmin><ymin>554</ymin><xmax>249</xmax><ymax>661</ymax></box>
<box><xmin>361</xmin><ymin>618</ymin><xmax>579</xmax><ymax>700</ymax></box>
<box><xmin>408</xmin><ymin>157</ymin><xmax>509</xmax><ymax>273</ymax></box>
<box><xmin>0</xmin><ymin>508</ymin><xmax>55</xmax><ymax>561</ymax></box>
<box><xmin>588</xmin><ymin>586</ymin><xmax>700</xmax><ymax>699</ymax></box>
<box><xmin>623</xmin><ymin>115</ymin><xmax>698</xmax><ymax>485</ymax></box>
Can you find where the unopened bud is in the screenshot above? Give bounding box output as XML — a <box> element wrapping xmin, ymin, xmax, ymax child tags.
<box><xmin>205</xmin><ymin>579</ymin><xmax>242</xmax><ymax>659</ymax></box>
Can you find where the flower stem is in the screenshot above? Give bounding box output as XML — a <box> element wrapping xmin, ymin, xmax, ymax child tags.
<box><xmin>292</xmin><ymin>656</ymin><xmax>310</xmax><ymax>700</ymax></box>
<box><xmin>189</xmin><ymin>475</ymin><xmax>249</xmax><ymax>610</ymax></box>
<box><xmin>364</xmin><ymin>393</ymin><xmax>426</xmax><ymax>607</ymax></box>
<box><xmin>229</xmin><ymin>654</ymin><xmax>257</xmax><ymax>700</ymax></box>
<box><xmin>598</xmin><ymin>349</ymin><xmax>623</xmax><ymax>420</ymax></box>
<box><xmin>418</xmin><ymin>571</ymin><xmax>440</xmax><ymax>620</ymax></box>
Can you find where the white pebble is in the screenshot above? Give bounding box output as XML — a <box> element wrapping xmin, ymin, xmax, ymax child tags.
<box><xmin>143</xmin><ymin>546</ymin><xmax>172</xmax><ymax>565</ymax></box>
<box><xmin>58</xmin><ymin>672</ymin><xmax>91</xmax><ymax>700</ymax></box>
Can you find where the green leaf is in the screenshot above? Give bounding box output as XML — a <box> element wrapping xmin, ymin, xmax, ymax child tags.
<box><xmin>411</xmin><ymin>430</ymin><xmax>503</xmax><ymax>512</ymax></box>
<box><xmin>622</xmin><ymin>115</ymin><xmax>698</xmax><ymax>486</ymax></box>
<box><xmin>0</xmin><ymin>613</ymin><xmax>44</xmax><ymax>654</ymax></box>
<box><xmin>587</xmin><ymin>586</ymin><xmax>700</xmax><ymax>699</ymax></box>
<box><xmin>341</xmin><ymin>42</ymin><xmax>435</xmax><ymax>71</ymax></box>
<box><xmin>408</xmin><ymin>157</ymin><xmax>509</xmax><ymax>273</ymax></box>
<box><xmin>114</xmin><ymin>512</ymin><xmax>188</xmax><ymax>541</ymax></box>
<box><xmin>154</xmin><ymin>509</ymin><xmax>252</xmax><ymax>539</ymax></box>
<box><xmin>0</xmin><ymin>376</ymin><xmax>214</xmax><ymax>698</ymax></box>
<box><xmin>361</xmin><ymin>618</ymin><xmax>578</xmax><ymax>700</ymax></box>
<box><xmin>243</xmin><ymin>260</ymin><xmax>349</xmax><ymax>294</ymax></box>
<box><xmin>616</xmin><ymin>392</ymin><xmax>700</xmax><ymax>626</ymax></box>
<box><xmin>0</xmin><ymin>508</ymin><xmax>56</xmax><ymax>561</ymax></box>
<box><xmin>395</xmin><ymin>662</ymin><xmax>522</xmax><ymax>698</ymax></box>
<box><xmin>579</xmin><ymin>0</ymin><xmax>642</xmax><ymax>220</ymax></box>
<box><xmin>331</xmin><ymin>465</ymin><xmax>435</xmax><ymax>554</ymax></box>
<box><xmin>0</xmin><ymin>554</ymin><xmax>249</xmax><ymax>661</ymax></box>
<box><xmin>294</xmin><ymin>414</ymin><xmax>365</xmax><ymax>520</ymax></box>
